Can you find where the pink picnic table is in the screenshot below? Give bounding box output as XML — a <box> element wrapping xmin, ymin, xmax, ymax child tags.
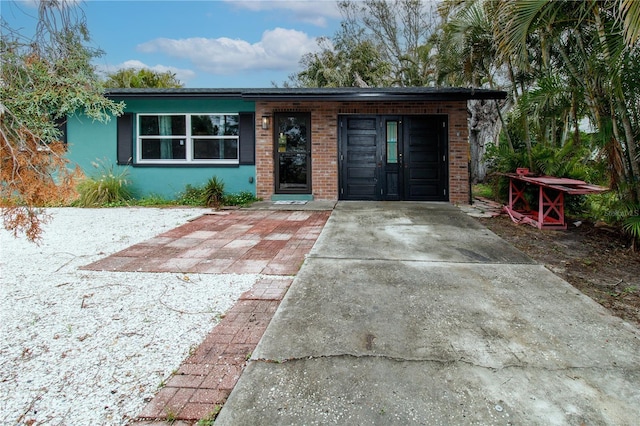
<box><xmin>502</xmin><ymin>173</ymin><xmax>608</xmax><ymax>230</ymax></box>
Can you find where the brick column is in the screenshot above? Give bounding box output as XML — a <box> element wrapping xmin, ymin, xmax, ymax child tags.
<box><xmin>255</xmin><ymin>102</ymin><xmax>274</xmax><ymax>201</ymax></box>
<box><xmin>447</xmin><ymin>102</ymin><xmax>470</xmax><ymax>205</ymax></box>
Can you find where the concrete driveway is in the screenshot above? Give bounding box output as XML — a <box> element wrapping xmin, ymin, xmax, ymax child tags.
<box><xmin>216</xmin><ymin>202</ymin><xmax>640</xmax><ymax>425</ymax></box>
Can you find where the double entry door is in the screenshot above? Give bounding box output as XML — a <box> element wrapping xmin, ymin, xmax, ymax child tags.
<box><xmin>339</xmin><ymin>115</ymin><xmax>448</xmax><ymax>201</ymax></box>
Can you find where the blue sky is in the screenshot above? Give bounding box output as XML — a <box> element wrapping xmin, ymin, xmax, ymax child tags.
<box><xmin>1</xmin><ymin>0</ymin><xmax>343</xmax><ymax>87</ymax></box>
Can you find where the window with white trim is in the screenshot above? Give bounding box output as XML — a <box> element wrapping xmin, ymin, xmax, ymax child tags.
<box><xmin>137</xmin><ymin>114</ymin><xmax>239</xmax><ymax>164</ymax></box>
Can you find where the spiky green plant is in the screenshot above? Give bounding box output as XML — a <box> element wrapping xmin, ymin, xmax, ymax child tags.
<box><xmin>202</xmin><ymin>176</ymin><xmax>225</xmax><ymax>208</ymax></box>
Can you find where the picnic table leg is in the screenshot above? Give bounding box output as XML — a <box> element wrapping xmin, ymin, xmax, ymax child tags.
<box><xmin>538</xmin><ymin>186</ymin><xmax>544</xmax><ymax>229</ymax></box>
<box><xmin>508</xmin><ymin>178</ymin><xmax>529</xmax><ymax>211</ymax></box>
<box><xmin>508</xmin><ymin>178</ymin><xmax>514</xmax><ymax>210</ymax></box>
<box><xmin>538</xmin><ymin>186</ymin><xmax>567</xmax><ymax>229</ymax></box>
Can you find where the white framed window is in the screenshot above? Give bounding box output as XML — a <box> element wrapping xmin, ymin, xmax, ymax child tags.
<box><xmin>137</xmin><ymin>113</ymin><xmax>239</xmax><ymax>164</ymax></box>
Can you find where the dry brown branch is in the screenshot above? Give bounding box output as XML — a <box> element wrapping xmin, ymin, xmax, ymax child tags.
<box><xmin>1</xmin><ymin>110</ymin><xmax>83</xmax><ymax>242</ymax></box>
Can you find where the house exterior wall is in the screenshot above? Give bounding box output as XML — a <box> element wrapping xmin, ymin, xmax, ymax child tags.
<box><xmin>67</xmin><ymin>95</ymin><xmax>472</xmax><ymax>204</ymax></box>
<box><xmin>66</xmin><ymin>98</ymin><xmax>257</xmax><ymax>200</ymax></box>
<box><xmin>255</xmin><ymin>100</ymin><xmax>470</xmax><ymax>204</ymax></box>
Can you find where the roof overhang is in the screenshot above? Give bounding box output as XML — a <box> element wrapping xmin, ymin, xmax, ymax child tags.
<box><xmin>105</xmin><ymin>87</ymin><xmax>507</xmax><ymax>102</ymax></box>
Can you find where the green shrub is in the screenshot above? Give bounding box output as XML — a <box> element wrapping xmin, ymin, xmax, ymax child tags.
<box><xmin>589</xmin><ymin>189</ymin><xmax>640</xmax><ymax>249</ymax></box>
<box><xmin>176</xmin><ymin>179</ymin><xmax>258</xmax><ymax>208</ymax></box>
<box><xmin>75</xmin><ymin>162</ymin><xmax>133</xmax><ymax>207</ymax></box>
<box><xmin>202</xmin><ymin>176</ymin><xmax>225</xmax><ymax>208</ymax></box>
<box><xmin>484</xmin><ymin>142</ymin><xmax>600</xmax><ymax>215</ymax></box>
<box><xmin>177</xmin><ymin>184</ymin><xmax>205</xmax><ymax>206</ymax></box>
<box><xmin>223</xmin><ymin>191</ymin><xmax>260</xmax><ymax>207</ymax></box>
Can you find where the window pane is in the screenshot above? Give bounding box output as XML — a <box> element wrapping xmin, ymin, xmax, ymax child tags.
<box><xmin>141</xmin><ymin>138</ymin><xmax>186</xmax><ymax>160</ymax></box>
<box><xmin>193</xmin><ymin>138</ymin><xmax>238</xmax><ymax>160</ymax></box>
<box><xmin>277</xmin><ymin>115</ymin><xmax>308</xmax><ymax>152</ymax></box>
<box><xmin>386</xmin><ymin>121</ymin><xmax>398</xmax><ymax>164</ymax></box>
<box><xmin>278</xmin><ymin>153</ymin><xmax>307</xmax><ymax>188</ymax></box>
<box><xmin>191</xmin><ymin>115</ymin><xmax>239</xmax><ymax>136</ymax></box>
<box><xmin>140</xmin><ymin>115</ymin><xmax>186</xmax><ymax>136</ymax></box>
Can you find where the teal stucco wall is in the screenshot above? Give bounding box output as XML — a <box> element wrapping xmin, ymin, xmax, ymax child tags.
<box><xmin>66</xmin><ymin>98</ymin><xmax>256</xmax><ymax>200</ymax></box>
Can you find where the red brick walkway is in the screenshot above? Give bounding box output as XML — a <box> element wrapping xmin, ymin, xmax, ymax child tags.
<box><xmin>136</xmin><ymin>277</ymin><xmax>292</xmax><ymax>424</ymax></box>
<box><xmin>82</xmin><ymin>210</ymin><xmax>330</xmax><ymax>275</ymax></box>
<box><xmin>90</xmin><ymin>210</ymin><xmax>331</xmax><ymax>425</ymax></box>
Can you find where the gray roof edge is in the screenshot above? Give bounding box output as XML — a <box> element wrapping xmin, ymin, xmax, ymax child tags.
<box><xmin>104</xmin><ymin>87</ymin><xmax>507</xmax><ymax>101</ymax></box>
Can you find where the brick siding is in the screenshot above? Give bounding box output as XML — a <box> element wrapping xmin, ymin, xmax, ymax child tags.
<box><xmin>255</xmin><ymin>100</ymin><xmax>470</xmax><ymax>205</ymax></box>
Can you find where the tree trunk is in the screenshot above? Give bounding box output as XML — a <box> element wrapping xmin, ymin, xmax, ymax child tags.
<box><xmin>618</xmin><ymin>101</ymin><xmax>640</xmax><ymax>202</ymax></box>
<box><xmin>495</xmin><ymin>100</ymin><xmax>514</xmax><ymax>151</ymax></box>
<box><xmin>520</xmin><ymin>82</ymin><xmax>534</xmax><ymax>170</ymax></box>
<box><xmin>468</xmin><ymin>99</ymin><xmax>500</xmax><ymax>183</ymax></box>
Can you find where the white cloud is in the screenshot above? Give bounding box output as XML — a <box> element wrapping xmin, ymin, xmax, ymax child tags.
<box><xmin>224</xmin><ymin>0</ymin><xmax>341</xmax><ymax>27</ymax></box>
<box><xmin>137</xmin><ymin>28</ymin><xmax>320</xmax><ymax>75</ymax></box>
<box><xmin>98</xmin><ymin>60</ymin><xmax>197</xmax><ymax>84</ymax></box>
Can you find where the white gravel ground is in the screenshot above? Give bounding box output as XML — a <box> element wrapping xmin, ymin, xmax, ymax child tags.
<box><xmin>0</xmin><ymin>208</ymin><xmax>264</xmax><ymax>425</ymax></box>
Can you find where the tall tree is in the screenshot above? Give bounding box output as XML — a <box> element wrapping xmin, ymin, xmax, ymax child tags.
<box><xmin>434</xmin><ymin>0</ymin><xmax>506</xmax><ymax>181</ymax></box>
<box><xmin>288</xmin><ymin>37</ymin><xmax>391</xmax><ymax>88</ymax></box>
<box><xmin>337</xmin><ymin>0</ymin><xmax>439</xmax><ymax>87</ymax></box>
<box><xmin>104</xmin><ymin>68</ymin><xmax>184</xmax><ymax>88</ymax></box>
<box><xmin>1</xmin><ymin>0</ymin><xmax>123</xmax><ymax>241</ymax></box>
<box><xmin>289</xmin><ymin>0</ymin><xmax>440</xmax><ymax>88</ymax></box>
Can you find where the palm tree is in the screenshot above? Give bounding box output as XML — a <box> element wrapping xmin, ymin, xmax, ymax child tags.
<box><xmin>492</xmin><ymin>0</ymin><xmax>639</xmax><ymax>199</ymax></box>
<box><xmin>435</xmin><ymin>0</ymin><xmax>515</xmax><ymax>179</ymax></box>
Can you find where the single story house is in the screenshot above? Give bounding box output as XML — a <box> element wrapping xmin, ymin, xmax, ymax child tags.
<box><xmin>65</xmin><ymin>87</ymin><xmax>506</xmax><ymax>204</ymax></box>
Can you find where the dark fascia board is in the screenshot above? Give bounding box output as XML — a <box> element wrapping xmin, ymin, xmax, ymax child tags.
<box><xmin>104</xmin><ymin>88</ymin><xmax>246</xmax><ymax>100</ymax></box>
<box><xmin>241</xmin><ymin>87</ymin><xmax>507</xmax><ymax>101</ymax></box>
<box><xmin>104</xmin><ymin>87</ymin><xmax>507</xmax><ymax>101</ymax></box>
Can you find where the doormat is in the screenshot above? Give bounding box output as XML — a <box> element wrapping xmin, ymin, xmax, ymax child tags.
<box><xmin>273</xmin><ymin>200</ymin><xmax>308</xmax><ymax>205</ymax></box>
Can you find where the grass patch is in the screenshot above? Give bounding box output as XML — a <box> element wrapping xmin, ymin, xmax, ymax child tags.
<box><xmin>164</xmin><ymin>407</ymin><xmax>177</xmax><ymax>424</ymax></box>
<box><xmin>136</xmin><ymin>194</ymin><xmax>176</xmax><ymax>207</ymax></box>
<box><xmin>197</xmin><ymin>405</ymin><xmax>223</xmax><ymax>425</ymax></box>
<box><xmin>472</xmin><ymin>183</ymin><xmax>494</xmax><ymax>199</ymax></box>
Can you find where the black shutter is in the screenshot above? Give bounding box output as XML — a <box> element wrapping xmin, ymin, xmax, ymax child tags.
<box><xmin>117</xmin><ymin>113</ymin><xmax>133</xmax><ymax>165</ymax></box>
<box><xmin>238</xmin><ymin>112</ymin><xmax>255</xmax><ymax>165</ymax></box>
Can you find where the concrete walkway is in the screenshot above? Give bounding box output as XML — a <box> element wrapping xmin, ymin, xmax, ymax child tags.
<box><xmin>216</xmin><ymin>202</ymin><xmax>640</xmax><ymax>425</ymax></box>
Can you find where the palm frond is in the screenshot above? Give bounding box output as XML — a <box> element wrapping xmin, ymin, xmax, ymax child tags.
<box><xmin>620</xmin><ymin>0</ymin><xmax>640</xmax><ymax>46</ymax></box>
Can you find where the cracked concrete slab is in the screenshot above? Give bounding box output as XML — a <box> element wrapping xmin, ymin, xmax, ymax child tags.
<box><xmin>252</xmin><ymin>259</ymin><xmax>640</xmax><ymax>370</ymax></box>
<box><xmin>219</xmin><ymin>358</ymin><xmax>640</xmax><ymax>425</ymax></box>
<box><xmin>216</xmin><ymin>202</ymin><xmax>640</xmax><ymax>425</ymax></box>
